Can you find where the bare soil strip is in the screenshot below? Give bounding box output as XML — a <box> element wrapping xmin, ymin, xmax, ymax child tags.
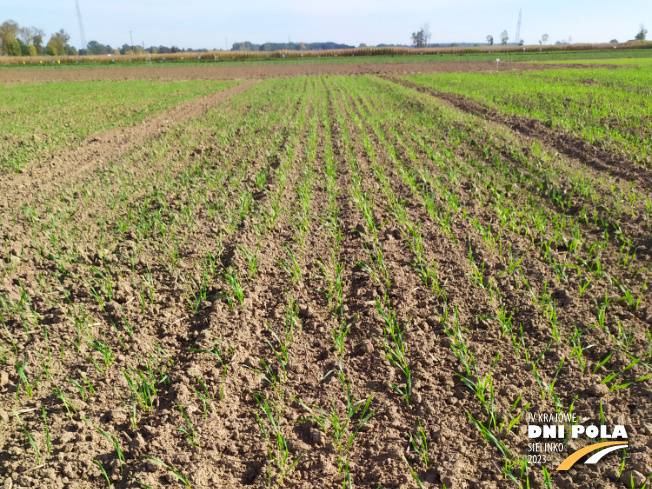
<box><xmin>0</xmin><ymin>61</ymin><xmax>571</xmax><ymax>85</ymax></box>
<box><xmin>0</xmin><ymin>80</ymin><xmax>256</xmax><ymax>210</ymax></box>
<box><xmin>387</xmin><ymin>76</ymin><xmax>652</xmax><ymax>190</ymax></box>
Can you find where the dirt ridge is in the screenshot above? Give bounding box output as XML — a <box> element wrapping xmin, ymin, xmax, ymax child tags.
<box><xmin>0</xmin><ymin>61</ymin><xmax>575</xmax><ymax>85</ymax></box>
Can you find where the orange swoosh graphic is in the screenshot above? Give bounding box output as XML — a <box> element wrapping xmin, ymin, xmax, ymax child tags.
<box><xmin>556</xmin><ymin>441</ymin><xmax>628</xmax><ymax>471</ymax></box>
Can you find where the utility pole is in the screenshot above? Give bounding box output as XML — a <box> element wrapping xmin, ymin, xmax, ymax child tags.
<box><xmin>515</xmin><ymin>9</ymin><xmax>522</xmax><ymax>45</ymax></box>
<box><xmin>225</xmin><ymin>38</ymin><xmax>227</xmax><ymax>50</ymax></box>
<box><xmin>76</xmin><ymin>0</ymin><xmax>87</xmax><ymax>51</ymax></box>
<box><xmin>129</xmin><ymin>29</ymin><xmax>134</xmax><ymax>50</ymax></box>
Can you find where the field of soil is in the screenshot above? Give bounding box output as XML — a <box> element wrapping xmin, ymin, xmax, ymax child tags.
<box><xmin>0</xmin><ymin>64</ymin><xmax>650</xmax><ymax>489</ymax></box>
<box><xmin>0</xmin><ymin>61</ymin><xmax>571</xmax><ymax>84</ymax></box>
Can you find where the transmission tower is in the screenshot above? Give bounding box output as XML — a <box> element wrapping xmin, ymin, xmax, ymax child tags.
<box><xmin>515</xmin><ymin>9</ymin><xmax>522</xmax><ymax>45</ymax></box>
<box><xmin>76</xmin><ymin>0</ymin><xmax>87</xmax><ymax>50</ymax></box>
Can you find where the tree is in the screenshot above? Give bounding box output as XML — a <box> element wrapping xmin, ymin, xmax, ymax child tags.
<box><xmin>610</xmin><ymin>39</ymin><xmax>618</xmax><ymax>43</ymax></box>
<box><xmin>87</xmin><ymin>41</ymin><xmax>108</xmax><ymax>55</ymax></box>
<box><xmin>486</xmin><ymin>35</ymin><xmax>494</xmax><ymax>46</ymax></box>
<box><xmin>28</xmin><ymin>45</ymin><xmax>37</xmax><ymax>56</ymax></box>
<box><xmin>46</xmin><ymin>29</ymin><xmax>71</xmax><ymax>56</ymax></box>
<box><xmin>500</xmin><ymin>30</ymin><xmax>509</xmax><ymax>45</ymax></box>
<box><xmin>539</xmin><ymin>34</ymin><xmax>549</xmax><ymax>45</ymax></box>
<box><xmin>0</xmin><ymin>19</ymin><xmax>19</xmax><ymax>54</ymax></box>
<box><xmin>411</xmin><ymin>29</ymin><xmax>425</xmax><ymax>48</ymax></box>
<box><xmin>4</xmin><ymin>34</ymin><xmax>21</xmax><ymax>56</ymax></box>
<box><xmin>16</xmin><ymin>26</ymin><xmax>42</xmax><ymax>46</ymax></box>
<box><xmin>635</xmin><ymin>24</ymin><xmax>647</xmax><ymax>41</ymax></box>
<box><xmin>33</xmin><ymin>33</ymin><xmax>44</xmax><ymax>54</ymax></box>
<box><xmin>17</xmin><ymin>26</ymin><xmax>31</xmax><ymax>44</ymax></box>
<box><xmin>0</xmin><ymin>19</ymin><xmax>19</xmax><ymax>39</ymax></box>
<box><xmin>18</xmin><ymin>38</ymin><xmax>30</xmax><ymax>56</ymax></box>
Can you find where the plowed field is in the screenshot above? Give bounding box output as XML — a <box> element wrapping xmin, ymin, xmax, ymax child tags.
<box><xmin>0</xmin><ymin>67</ymin><xmax>650</xmax><ymax>489</ymax></box>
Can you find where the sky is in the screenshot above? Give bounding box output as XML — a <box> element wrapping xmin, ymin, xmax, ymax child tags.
<box><xmin>4</xmin><ymin>0</ymin><xmax>651</xmax><ymax>50</ymax></box>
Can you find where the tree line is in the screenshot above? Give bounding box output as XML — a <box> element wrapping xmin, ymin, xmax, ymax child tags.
<box><xmin>2</xmin><ymin>17</ymin><xmax>648</xmax><ymax>58</ymax></box>
<box><xmin>230</xmin><ymin>41</ymin><xmax>354</xmax><ymax>52</ymax></box>
<box><xmin>0</xmin><ymin>19</ymin><xmax>208</xmax><ymax>57</ymax></box>
<box><xmin>414</xmin><ymin>23</ymin><xmax>647</xmax><ymax>48</ymax></box>
<box><xmin>0</xmin><ymin>20</ymin><xmax>74</xmax><ymax>56</ymax></box>
<box><xmin>83</xmin><ymin>42</ymin><xmax>205</xmax><ymax>56</ymax></box>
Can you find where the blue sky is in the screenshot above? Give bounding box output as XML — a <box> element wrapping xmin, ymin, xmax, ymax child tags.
<box><xmin>4</xmin><ymin>0</ymin><xmax>650</xmax><ymax>49</ymax></box>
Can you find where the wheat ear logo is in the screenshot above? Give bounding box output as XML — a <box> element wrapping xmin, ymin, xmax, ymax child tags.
<box><xmin>556</xmin><ymin>441</ymin><xmax>629</xmax><ymax>470</ymax></box>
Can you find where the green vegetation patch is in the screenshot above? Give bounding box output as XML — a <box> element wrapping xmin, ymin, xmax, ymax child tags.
<box><xmin>406</xmin><ymin>68</ymin><xmax>652</xmax><ymax>165</ymax></box>
<box><xmin>0</xmin><ymin>79</ymin><xmax>237</xmax><ymax>172</ymax></box>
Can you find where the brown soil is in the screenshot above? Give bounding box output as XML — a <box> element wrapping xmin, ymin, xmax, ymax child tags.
<box><xmin>0</xmin><ymin>75</ymin><xmax>650</xmax><ymax>489</ymax></box>
<box><xmin>0</xmin><ymin>61</ymin><xmax>571</xmax><ymax>85</ymax></box>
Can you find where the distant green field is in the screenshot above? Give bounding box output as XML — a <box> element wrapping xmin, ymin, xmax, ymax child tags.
<box><xmin>0</xmin><ymin>79</ymin><xmax>236</xmax><ymax>172</ymax></box>
<box><xmin>2</xmin><ymin>47</ymin><xmax>651</xmax><ymax>69</ymax></box>
<box><xmin>536</xmin><ymin>57</ymin><xmax>652</xmax><ymax>68</ymax></box>
<box><xmin>406</xmin><ymin>67</ymin><xmax>652</xmax><ymax>165</ymax></box>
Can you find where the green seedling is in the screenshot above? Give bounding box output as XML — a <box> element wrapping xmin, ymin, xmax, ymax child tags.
<box><xmin>188</xmin><ymin>334</ymin><xmax>234</xmax><ymax>365</ymax></box>
<box><xmin>145</xmin><ymin>456</ymin><xmax>192</xmax><ymax>489</ymax></box>
<box><xmin>122</xmin><ymin>365</ymin><xmax>159</xmax><ymax>413</ymax></box>
<box><xmin>332</xmin><ymin>315</ymin><xmax>355</xmax><ymax>368</ymax></box>
<box><xmin>264</xmin><ymin>323</ymin><xmax>289</xmax><ymax>383</ymax></box>
<box><xmin>185</xmin><ymin>271</ymin><xmax>210</xmax><ymax>314</ymax></box>
<box><xmin>408</xmin><ymin>419</ymin><xmax>429</xmax><ymax>468</ymax></box>
<box><xmin>47</xmin><ymin>382</ymin><xmax>77</xmax><ymax>418</ymax></box>
<box><xmin>245</xmin><ymin>357</ymin><xmax>285</xmax><ymax>405</ymax></box>
<box><xmin>223</xmin><ymin>266</ymin><xmax>245</xmax><ymax>307</ymax></box>
<box><xmin>238</xmin><ymin>244</ymin><xmax>260</xmax><ymax>279</ymax></box>
<box><xmin>42</xmin><ymin>407</ymin><xmax>51</xmax><ymax>455</ymax></box>
<box><xmin>191</xmin><ymin>371</ymin><xmax>217</xmax><ymax>415</ymax></box>
<box><xmin>95</xmin><ymin>426</ymin><xmax>126</xmax><ymax>470</ymax></box>
<box><xmin>68</xmin><ymin>376</ymin><xmax>89</xmax><ymax>401</ymax></box>
<box><xmin>277</xmin><ymin>244</ymin><xmax>302</xmax><ymax>285</ymax></box>
<box><xmin>402</xmin><ymin>454</ymin><xmax>426</xmax><ymax>489</ymax></box>
<box><xmin>15</xmin><ymin>353</ymin><xmax>41</xmax><ymax>399</ymax></box>
<box><xmin>176</xmin><ymin>403</ymin><xmax>200</xmax><ymax>447</ymax></box>
<box><xmin>22</xmin><ymin>424</ymin><xmax>41</xmax><ymax>465</ymax></box>
<box><xmin>255</xmin><ymin>395</ymin><xmax>302</xmax><ymax>486</ymax></box>
<box><xmin>93</xmin><ymin>460</ymin><xmax>111</xmax><ymax>487</ymax></box>
<box><xmin>284</xmin><ymin>294</ymin><xmax>301</xmax><ymax>343</ymax></box>
<box><xmin>373</xmin><ymin>295</ymin><xmax>412</xmax><ymax>405</ymax></box>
